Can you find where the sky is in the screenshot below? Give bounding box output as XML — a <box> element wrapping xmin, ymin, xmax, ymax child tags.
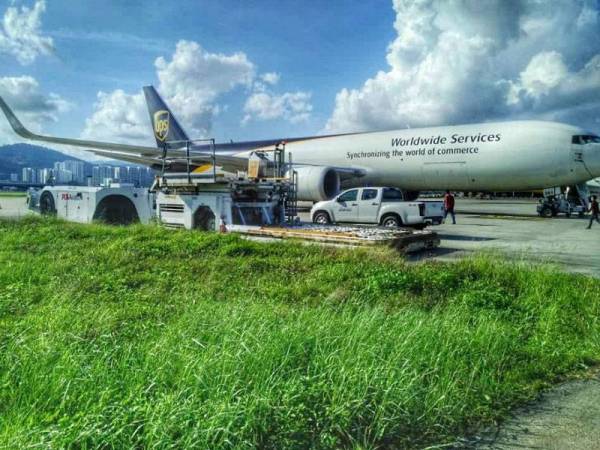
<box><xmin>0</xmin><ymin>0</ymin><xmax>599</xmax><ymax>161</ymax></box>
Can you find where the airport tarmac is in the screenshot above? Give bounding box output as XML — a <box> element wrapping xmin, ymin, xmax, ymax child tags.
<box><xmin>0</xmin><ymin>196</ymin><xmax>31</xmax><ymax>219</ymax></box>
<box><xmin>417</xmin><ymin>212</ymin><xmax>600</xmax><ymax>278</ymax></box>
<box><xmin>2</xmin><ymin>196</ymin><xmax>599</xmax><ymax>277</ymax></box>
<box><xmin>300</xmin><ymin>198</ymin><xmax>600</xmax><ymax>278</ymax></box>
<box><xmin>455</xmin><ymin>197</ymin><xmax>539</xmax><ymax>216</ymax></box>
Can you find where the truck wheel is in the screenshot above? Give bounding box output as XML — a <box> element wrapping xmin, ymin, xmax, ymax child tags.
<box><xmin>313</xmin><ymin>211</ymin><xmax>331</xmax><ymax>225</ymax></box>
<box><xmin>381</xmin><ymin>214</ymin><xmax>402</xmax><ymax>228</ymax></box>
<box><xmin>539</xmin><ymin>206</ymin><xmax>552</xmax><ymax>218</ymax></box>
<box><xmin>39</xmin><ymin>191</ymin><xmax>56</xmax><ymax>216</ymax></box>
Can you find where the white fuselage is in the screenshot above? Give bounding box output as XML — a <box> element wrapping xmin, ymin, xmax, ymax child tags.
<box><xmin>244</xmin><ymin>121</ymin><xmax>600</xmax><ymax>191</ymax></box>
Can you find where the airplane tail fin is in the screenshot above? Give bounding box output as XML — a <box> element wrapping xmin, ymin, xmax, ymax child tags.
<box><xmin>143</xmin><ymin>85</ymin><xmax>189</xmax><ymax>147</ymax></box>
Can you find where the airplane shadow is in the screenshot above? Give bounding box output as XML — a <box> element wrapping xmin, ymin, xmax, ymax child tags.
<box><xmin>437</xmin><ymin>234</ymin><xmax>496</xmax><ymax>242</ymax></box>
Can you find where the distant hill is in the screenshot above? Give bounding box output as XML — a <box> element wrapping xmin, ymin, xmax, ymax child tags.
<box><xmin>0</xmin><ymin>144</ymin><xmax>141</xmax><ymax>180</ymax></box>
<box><xmin>0</xmin><ymin>144</ymin><xmax>92</xmax><ymax>178</ymax></box>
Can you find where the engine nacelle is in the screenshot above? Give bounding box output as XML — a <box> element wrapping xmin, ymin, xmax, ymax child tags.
<box><xmin>291</xmin><ymin>166</ymin><xmax>341</xmax><ymax>201</ymax></box>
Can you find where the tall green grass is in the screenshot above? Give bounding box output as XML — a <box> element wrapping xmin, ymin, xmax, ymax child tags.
<box><xmin>0</xmin><ymin>217</ymin><xmax>599</xmax><ymax>449</ymax></box>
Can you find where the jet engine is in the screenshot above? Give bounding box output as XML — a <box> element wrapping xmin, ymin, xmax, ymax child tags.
<box><xmin>292</xmin><ymin>166</ymin><xmax>341</xmax><ymax>201</ymax></box>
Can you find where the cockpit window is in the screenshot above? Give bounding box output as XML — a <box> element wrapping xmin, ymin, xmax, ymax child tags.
<box><xmin>572</xmin><ymin>135</ymin><xmax>600</xmax><ymax>144</ymax></box>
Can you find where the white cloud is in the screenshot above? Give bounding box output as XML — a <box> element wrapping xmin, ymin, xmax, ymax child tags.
<box><xmin>243</xmin><ymin>90</ymin><xmax>312</xmax><ymax>125</ymax></box>
<box><xmin>80</xmin><ymin>90</ymin><xmax>153</xmax><ymax>146</ymax></box>
<box><xmin>0</xmin><ymin>75</ymin><xmax>70</xmax><ymax>143</ymax></box>
<box><xmin>516</xmin><ymin>51</ymin><xmax>569</xmax><ymax>99</ymax></box>
<box><xmin>0</xmin><ymin>0</ymin><xmax>53</xmax><ymax>65</ymax></box>
<box><xmin>509</xmin><ymin>52</ymin><xmax>600</xmax><ymax>123</ymax></box>
<box><xmin>82</xmin><ymin>40</ymin><xmax>256</xmax><ymax>143</ymax></box>
<box><xmin>261</xmin><ymin>72</ymin><xmax>280</xmax><ymax>85</ymax></box>
<box><xmin>83</xmin><ymin>39</ymin><xmax>311</xmax><ymax>143</ymax></box>
<box><xmin>325</xmin><ymin>0</ymin><xmax>600</xmax><ymax>133</ymax></box>
<box><xmin>242</xmin><ymin>71</ymin><xmax>312</xmax><ymax>125</ymax></box>
<box><xmin>155</xmin><ymin>40</ymin><xmax>255</xmax><ymax>136</ymax></box>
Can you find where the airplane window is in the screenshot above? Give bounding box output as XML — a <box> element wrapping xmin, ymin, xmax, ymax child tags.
<box><xmin>361</xmin><ymin>189</ymin><xmax>378</xmax><ymax>200</ymax></box>
<box><xmin>338</xmin><ymin>189</ymin><xmax>358</xmax><ymax>202</ymax></box>
<box><xmin>382</xmin><ymin>188</ymin><xmax>404</xmax><ymax>202</ymax></box>
<box><xmin>584</xmin><ymin>135</ymin><xmax>600</xmax><ymax>144</ymax></box>
<box><xmin>572</xmin><ymin>135</ymin><xmax>600</xmax><ymax>144</ymax></box>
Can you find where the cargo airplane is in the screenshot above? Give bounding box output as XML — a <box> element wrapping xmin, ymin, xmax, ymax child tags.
<box><xmin>1</xmin><ymin>86</ymin><xmax>600</xmax><ymax>201</ymax></box>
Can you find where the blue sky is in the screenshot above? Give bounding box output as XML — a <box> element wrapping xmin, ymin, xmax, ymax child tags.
<box><xmin>0</xmin><ymin>1</ymin><xmax>599</xmax><ymax>159</ymax></box>
<box><xmin>0</xmin><ymin>0</ymin><xmax>395</xmax><ymax>144</ymax></box>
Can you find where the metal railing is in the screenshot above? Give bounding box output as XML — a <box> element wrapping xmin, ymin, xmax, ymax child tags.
<box><xmin>160</xmin><ymin>138</ymin><xmax>217</xmax><ymax>185</ymax></box>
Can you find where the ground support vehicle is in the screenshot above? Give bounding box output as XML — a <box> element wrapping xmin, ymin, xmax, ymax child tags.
<box><xmin>537</xmin><ymin>184</ymin><xmax>590</xmax><ymax>218</ymax></box>
<box><xmin>28</xmin><ymin>184</ymin><xmax>155</xmax><ymax>224</ymax></box>
<box><xmin>28</xmin><ymin>142</ymin><xmax>298</xmax><ymax>230</ymax></box>
<box><xmin>153</xmin><ymin>142</ymin><xmax>297</xmax><ymax>230</ymax></box>
<box><xmin>155</xmin><ymin>177</ymin><xmax>294</xmax><ymax>230</ymax></box>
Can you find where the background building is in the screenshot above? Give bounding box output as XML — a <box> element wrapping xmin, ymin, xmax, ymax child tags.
<box><xmin>54</xmin><ymin>160</ymin><xmax>84</xmax><ymax>184</ymax></box>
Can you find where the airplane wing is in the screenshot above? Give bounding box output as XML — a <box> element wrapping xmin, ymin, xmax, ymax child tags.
<box><xmin>90</xmin><ymin>150</ymin><xmax>165</xmax><ymax>168</ymax></box>
<box><xmin>0</xmin><ymin>96</ymin><xmax>249</xmax><ymax>172</ymax></box>
<box><xmin>1</xmin><ymin>95</ymin><xmax>365</xmax><ymax>178</ymax></box>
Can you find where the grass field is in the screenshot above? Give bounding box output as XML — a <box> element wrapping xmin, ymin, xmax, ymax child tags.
<box><xmin>0</xmin><ymin>191</ymin><xmax>26</xmax><ymax>197</ymax></box>
<box><xmin>1</xmin><ymin>217</ymin><xmax>599</xmax><ymax>449</ymax></box>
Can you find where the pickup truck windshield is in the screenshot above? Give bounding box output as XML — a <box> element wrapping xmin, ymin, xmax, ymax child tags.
<box><xmin>382</xmin><ymin>188</ymin><xmax>403</xmax><ymax>202</ymax></box>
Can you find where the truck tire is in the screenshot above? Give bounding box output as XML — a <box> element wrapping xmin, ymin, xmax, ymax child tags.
<box><xmin>313</xmin><ymin>211</ymin><xmax>331</xmax><ymax>225</ymax></box>
<box><xmin>380</xmin><ymin>214</ymin><xmax>402</xmax><ymax>228</ymax></box>
<box><xmin>539</xmin><ymin>206</ymin><xmax>552</xmax><ymax>218</ymax></box>
<box><xmin>39</xmin><ymin>191</ymin><xmax>56</xmax><ymax>216</ymax></box>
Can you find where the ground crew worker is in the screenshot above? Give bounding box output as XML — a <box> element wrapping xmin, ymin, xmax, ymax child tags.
<box><xmin>443</xmin><ymin>190</ymin><xmax>456</xmax><ymax>224</ymax></box>
<box><xmin>586</xmin><ymin>195</ymin><xmax>600</xmax><ymax>229</ymax></box>
<box><xmin>219</xmin><ymin>215</ymin><xmax>228</xmax><ymax>233</ymax></box>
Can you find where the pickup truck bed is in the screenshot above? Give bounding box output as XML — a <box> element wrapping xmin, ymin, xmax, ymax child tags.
<box><xmin>420</xmin><ymin>200</ymin><xmax>445</xmax><ymax>225</ymax></box>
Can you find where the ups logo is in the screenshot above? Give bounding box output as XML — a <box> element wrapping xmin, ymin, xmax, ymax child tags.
<box><xmin>154</xmin><ymin>110</ymin><xmax>170</xmax><ymax>142</ymax></box>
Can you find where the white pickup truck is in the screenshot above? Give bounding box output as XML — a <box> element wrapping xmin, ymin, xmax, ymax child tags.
<box><xmin>310</xmin><ymin>187</ymin><xmax>443</xmax><ymax>228</ymax></box>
